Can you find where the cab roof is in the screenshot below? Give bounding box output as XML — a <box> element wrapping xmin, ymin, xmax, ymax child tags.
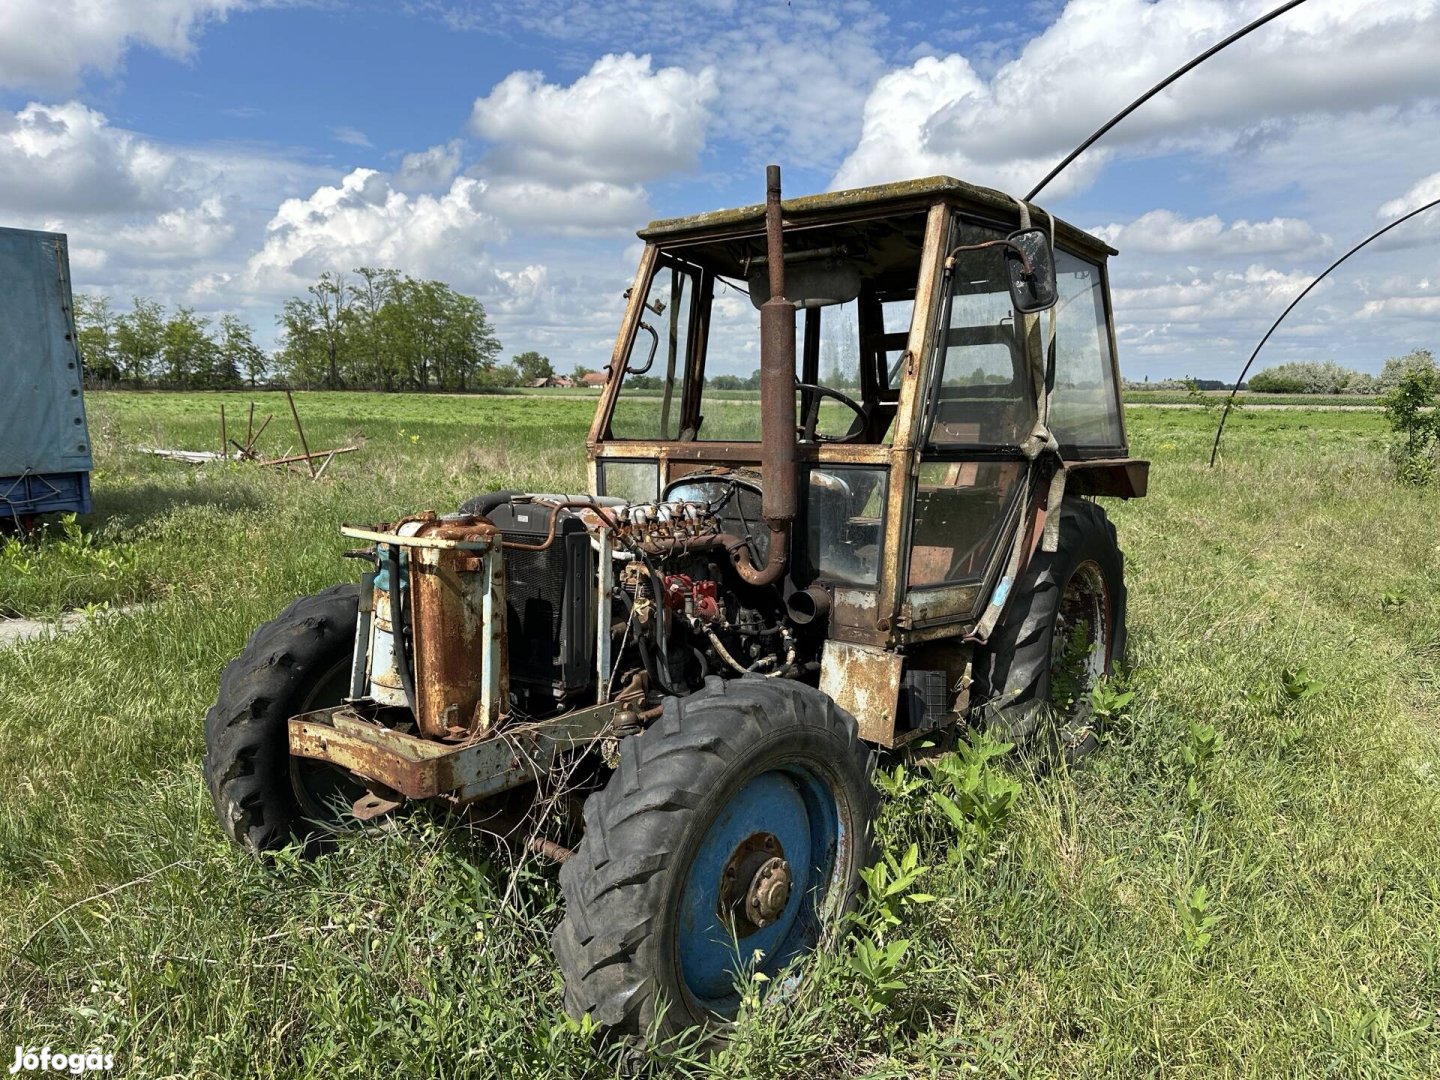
<box><xmin>639</xmin><ymin>175</ymin><xmax>1118</xmax><ymax>259</ymax></box>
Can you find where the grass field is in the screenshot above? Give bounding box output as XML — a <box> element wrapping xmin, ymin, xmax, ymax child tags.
<box><xmin>2</xmin><ymin>390</ymin><xmax>1438</xmax><ymax>1078</ymax></box>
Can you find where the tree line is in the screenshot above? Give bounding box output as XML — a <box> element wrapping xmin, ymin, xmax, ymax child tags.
<box><xmin>1243</xmin><ymin>352</ymin><xmax>1435</xmax><ymax>395</ymax></box>
<box><xmin>1124</xmin><ymin>352</ymin><xmax>1437</xmax><ymax>396</ymax></box>
<box><xmin>72</xmin><ymin>269</ymin><xmax>567</xmax><ymax>392</ymax></box>
<box><xmin>76</xmin><ymin>295</ymin><xmax>268</xmax><ymax>389</ymax></box>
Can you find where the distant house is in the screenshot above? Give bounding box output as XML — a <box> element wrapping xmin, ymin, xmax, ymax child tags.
<box><xmin>552</xmin><ymin>375</ymin><xmax>576</xmax><ymax>388</ymax></box>
<box><xmin>580</xmin><ymin>371</ymin><xmax>607</xmax><ymax>388</ymax></box>
<box><xmin>528</xmin><ymin>377</ymin><xmax>551</xmax><ymax>388</ymax></box>
<box><xmin>529</xmin><ymin>375</ymin><xmax>577</xmax><ymax>388</ymax></box>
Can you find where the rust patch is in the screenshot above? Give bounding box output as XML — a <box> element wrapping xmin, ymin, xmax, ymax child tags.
<box><xmin>405</xmin><ymin>517</ymin><xmax>505</xmax><ymax>737</ymax></box>
<box><xmin>818</xmin><ymin>639</ymin><xmax>902</xmax><ymax>746</ymax></box>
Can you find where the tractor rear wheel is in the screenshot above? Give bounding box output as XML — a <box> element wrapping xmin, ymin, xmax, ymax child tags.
<box><xmin>204</xmin><ymin>583</ymin><xmax>374</xmax><ymax>855</ymax></box>
<box><xmin>971</xmin><ymin>498</ymin><xmax>1127</xmax><ymax>764</ymax></box>
<box><xmin>551</xmin><ymin>676</ymin><xmax>876</xmax><ymax>1040</ymax></box>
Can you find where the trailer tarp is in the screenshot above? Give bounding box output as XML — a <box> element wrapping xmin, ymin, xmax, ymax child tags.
<box><xmin>0</xmin><ymin>227</ymin><xmax>92</xmax><ymax>477</ymax></box>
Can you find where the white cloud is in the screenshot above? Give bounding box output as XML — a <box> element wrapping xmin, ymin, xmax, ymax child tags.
<box><xmin>113</xmin><ymin>196</ymin><xmax>235</xmax><ymax>259</ymax></box>
<box><xmin>1357</xmin><ymin>295</ymin><xmax>1440</xmax><ymax>318</ymax></box>
<box><xmin>1113</xmin><ymin>264</ymin><xmax>1319</xmax><ymax>324</ymax></box>
<box><xmin>1092</xmin><ymin>210</ymin><xmax>1328</xmax><ymax>258</ymax></box>
<box><xmin>395</xmin><ymin>140</ymin><xmax>464</xmax><ymax>192</ymax></box>
<box><xmin>0</xmin><ymin>0</ymin><xmax>250</xmax><ymax>91</ymax></box>
<box><xmin>469</xmin><ymin>53</ymin><xmax>716</xmax><ymax>186</ymax></box>
<box><xmin>1379</xmin><ymin>171</ymin><xmax>1440</xmax><ymax>219</ymax></box>
<box><xmin>490</xmin><ymin>264</ymin><xmax>550</xmax><ymax>316</ymax></box>
<box><xmin>831</xmin><ymin>53</ymin><xmax>1110</xmax><ymax>196</ymax></box>
<box><xmin>332</xmin><ymin>126</ymin><xmax>374</xmax><ymax>149</ymax></box>
<box><xmin>0</xmin><ymin>101</ymin><xmax>187</xmax><ymax>214</ymax></box>
<box><xmin>475</xmin><ymin>179</ymin><xmax>649</xmax><ymax>233</ymax></box>
<box><xmin>244</xmin><ymin>167</ymin><xmax>506</xmax><ymax>292</ymax></box>
<box><xmin>835</xmin><ymin>0</ymin><xmax>1440</xmax><ymax>196</ymax></box>
<box><xmin>680</xmin><ymin>7</ymin><xmax>889</xmax><ymax>168</ymax></box>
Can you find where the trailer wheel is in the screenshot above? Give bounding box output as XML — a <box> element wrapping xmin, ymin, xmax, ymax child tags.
<box><xmin>204</xmin><ymin>583</ymin><xmax>373</xmax><ymax>855</ymax></box>
<box><xmin>971</xmin><ymin>499</ymin><xmax>1127</xmax><ymax>764</ymax></box>
<box><xmin>552</xmin><ymin>676</ymin><xmax>876</xmax><ymax>1040</ymax></box>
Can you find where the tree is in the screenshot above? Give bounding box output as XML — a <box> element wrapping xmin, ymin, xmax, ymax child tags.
<box><xmin>351</xmin><ymin>267</ymin><xmax>400</xmax><ymax>390</ymax></box>
<box><xmin>218</xmin><ymin>314</ymin><xmax>265</xmax><ymax>387</ymax></box>
<box><xmin>114</xmin><ymin>297</ymin><xmax>165</xmax><ymax>385</ymax></box>
<box><xmin>481</xmin><ymin>363</ymin><xmax>521</xmax><ymax>389</ymax></box>
<box><xmin>308</xmin><ymin>271</ymin><xmax>351</xmax><ymax>389</ymax></box>
<box><xmin>1247</xmin><ymin>360</ymin><xmax>1360</xmax><ymax>395</ymax></box>
<box><xmin>514</xmin><ymin>351</ymin><xmax>554</xmax><ymax>383</ymax></box>
<box><xmin>74</xmin><ymin>294</ymin><xmax>120</xmax><ymax>384</ymax></box>
<box><xmin>573</xmin><ymin>364</ymin><xmax>596</xmax><ymax>382</ymax></box>
<box><xmin>1380</xmin><ymin>354</ymin><xmax>1440</xmax><ymax>484</ymax></box>
<box><xmin>161</xmin><ymin>308</ymin><xmax>217</xmax><ymax>387</ymax></box>
<box><xmin>1378</xmin><ymin>349</ymin><xmax>1438</xmax><ymax>393</ymax></box>
<box><xmin>277</xmin><ymin>297</ymin><xmax>325</xmax><ymax>387</ymax></box>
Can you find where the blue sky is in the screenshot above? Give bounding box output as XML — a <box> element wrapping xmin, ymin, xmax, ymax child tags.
<box><xmin>2</xmin><ymin>0</ymin><xmax>1438</xmax><ymax>380</ymax></box>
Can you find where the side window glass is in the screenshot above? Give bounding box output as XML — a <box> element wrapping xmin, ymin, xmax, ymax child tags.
<box><xmin>609</xmin><ymin>263</ymin><xmax>696</xmax><ymax>440</ymax></box>
<box><xmin>880</xmin><ymin>298</ymin><xmax>913</xmax><ymax>391</ymax></box>
<box><xmin>1049</xmin><ymin>250</ymin><xmax>1122</xmax><ymax>447</ymax></box>
<box><xmin>908</xmin><ymin>461</ymin><xmax>1023</xmax><ymax>586</ymax></box>
<box><xmin>926</xmin><ymin>224</ymin><xmax>1029</xmax><ymax>448</ymax></box>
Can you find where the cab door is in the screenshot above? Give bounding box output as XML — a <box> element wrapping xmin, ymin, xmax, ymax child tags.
<box><xmin>900</xmin><ymin>215</ymin><xmax>1036</xmax><ymax>630</ymax></box>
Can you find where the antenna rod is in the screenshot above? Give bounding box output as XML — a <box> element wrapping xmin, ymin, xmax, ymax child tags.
<box><xmin>1208</xmin><ymin>195</ymin><xmax>1440</xmax><ymax>465</ymax></box>
<box><xmin>1026</xmin><ymin>0</ymin><xmax>1311</xmax><ymax>202</ymax></box>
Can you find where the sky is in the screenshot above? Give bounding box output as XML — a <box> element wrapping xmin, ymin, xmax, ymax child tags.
<box><xmin>1</xmin><ymin>0</ymin><xmax>1438</xmax><ymax>381</ymax></box>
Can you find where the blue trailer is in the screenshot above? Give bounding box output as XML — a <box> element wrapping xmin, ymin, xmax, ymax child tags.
<box><xmin>0</xmin><ymin>226</ymin><xmax>92</xmax><ymax>529</ymax></box>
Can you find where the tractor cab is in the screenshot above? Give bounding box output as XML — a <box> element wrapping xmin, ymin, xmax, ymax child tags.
<box><xmin>588</xmin><ymin>176</ymin><xmax>1145</xmax><ymax>741</ymax></box>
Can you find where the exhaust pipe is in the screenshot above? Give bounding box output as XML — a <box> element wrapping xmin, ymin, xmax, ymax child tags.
<box><xmin>731</xmin><ymin>164</ymin><xmax>797</xmax><ymax>587</ymax></box>
<box><xmin>648</xmin><ymin>166</ymin><xmax>796</xmax><ymax>587</ymax></box>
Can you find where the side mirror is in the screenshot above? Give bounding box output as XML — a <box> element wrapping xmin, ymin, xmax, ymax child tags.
<box><xmin>1004</xmin><ymin>227</ymin><xmax>1058</xmax><ymax>313</ymax></box>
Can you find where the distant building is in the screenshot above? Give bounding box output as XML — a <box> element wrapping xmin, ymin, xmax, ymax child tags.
<box><xmin>530</xmin><ymin>375</ymin><xmax>577</xmax><ymax>388</ymax></box>
<box><xmin>580</xmin><ymin>371</ymin><xmax>607</xmax><ymax>388</ymax></box>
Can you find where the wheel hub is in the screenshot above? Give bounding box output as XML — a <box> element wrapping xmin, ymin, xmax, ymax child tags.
<box><xmin>746</xmin><ymin>856</ymin><xmax>792</xmax><ymax>926</ymax></box>
<box><xmin>719</xmin><ymin>831</ymin><xmax>792</xmax><ymax>936</ymax></box>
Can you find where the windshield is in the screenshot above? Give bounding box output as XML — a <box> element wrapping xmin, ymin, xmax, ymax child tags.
<box><xmin>606</xmin><ymin>212</ymin><xmax>928</xmax><ymax>445</ymax></box>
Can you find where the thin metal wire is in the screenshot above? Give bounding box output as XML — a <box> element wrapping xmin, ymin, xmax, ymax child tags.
<box><xmin>1208</xmin><ymin>196</ymin><xmax>1440</xmax><ymax>465</ymax></box>
<box><xmin>1025</xmin><ymin>0</ymin><xmax>1311</xmax><ymax>202</ymax></box>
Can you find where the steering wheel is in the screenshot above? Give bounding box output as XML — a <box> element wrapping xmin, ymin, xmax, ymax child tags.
<box><xmin>795</xmin><ymin>382</ymin><xmax>866</xmax><ymax>443</ymax></box>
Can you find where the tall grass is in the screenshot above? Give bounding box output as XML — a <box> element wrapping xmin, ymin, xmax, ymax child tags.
<box><xmin>1</xmin><ymin>392</ymin><xmax>1437</xmax><ymax>1077</ymax></box>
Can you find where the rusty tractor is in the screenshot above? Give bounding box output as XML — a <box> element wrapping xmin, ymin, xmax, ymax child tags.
<box><xmin>204</xmin><ymin>167</ymin><xmax>1148</xmax><ymax>1039</ymax></box>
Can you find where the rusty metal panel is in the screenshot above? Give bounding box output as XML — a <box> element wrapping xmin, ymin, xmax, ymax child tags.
<box><xmin>407</xmin><ymin>518</ymin><xmax>505</xmax><ymax>737</ymax></box>
<box><xmin>819</xmin><ymin>639</ymin><xmax>903</xmax><ymax>746</ymax></box>
<box><xmin>900</xmin><ymin>583</ymin><xmax>983</xmax><ymax>628</ymax></box>
<box><xmin>289</xmin><ymin>699</ymin><xmax>627</xmax><ymax>804</ymax></box>
<box><xmin>831</xmin><ymin>586</ymin><xmax>880</xmax><ymax>630</ymax></box>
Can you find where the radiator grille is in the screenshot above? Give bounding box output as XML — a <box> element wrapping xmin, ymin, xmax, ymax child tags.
<box><xmin>502</xmin><ymin>535</ymin><xmax>569</xmax><ymax>686</ymax></box>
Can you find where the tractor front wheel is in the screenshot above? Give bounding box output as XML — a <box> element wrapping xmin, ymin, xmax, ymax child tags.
<box><xmin>971</xmin><ymin>498</ymin><xmax>1127</xmax><ymax>764</ymax></box>
<box><xmin>203</xmin><ymin>583</ymin><xmax>374</xmax><ymax>855</ymax></box>
<box><xmin>552</xmin><ymin>676</ymin><xmax>876</xmax><ymax>1039</ymax></box>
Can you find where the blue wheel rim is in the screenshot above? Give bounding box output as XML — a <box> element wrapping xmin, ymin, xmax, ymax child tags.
<box><xmin>676</xmin><ymin>762</ymin><xmax>844</xmax><ymax>1010</ymax></box>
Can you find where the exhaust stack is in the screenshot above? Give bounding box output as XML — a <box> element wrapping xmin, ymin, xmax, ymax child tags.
<box><xmin>736</xmin><ymin>164</ymin><xmax>797</xmax><ymax>586</ymax></box>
